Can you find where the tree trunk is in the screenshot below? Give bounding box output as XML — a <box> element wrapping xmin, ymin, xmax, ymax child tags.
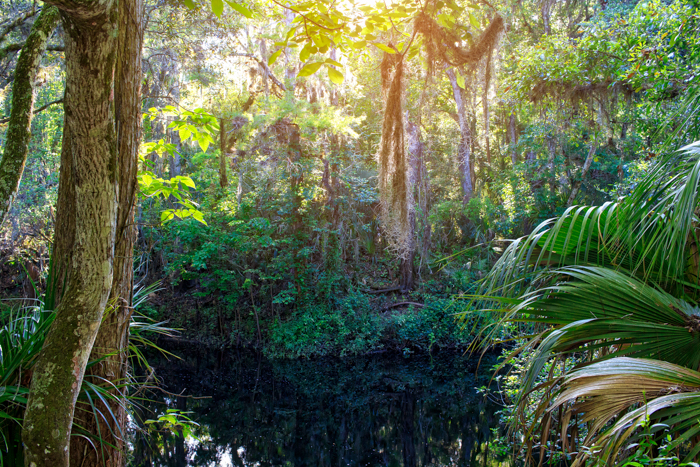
<box><xmin>23</xmin><ymin>2</ymin><xmax>119</xmax><ymax>464</ymax></box>
<box><xmin>547</xmin><ymin>134</ymin><xmax>557</xmax><ymax>198</ymax></box>
<box><xmin>69</xmin><ymin>0</ymin><xmax>144</xmax><ymax>464</ymax></box>
<box><xmin>567</xmin><ymin>140</ymin><xmax>597</xmax><ymax>206</ymax></box>
<box><xmin>219</xmin><ymin>118</ymin><xmax>228</xmax><ymax>188</ymax></box>
<box><xmin>482</xmin><ymin>50</ymin><xmax>492</xmax><ymax>175</ymax></box>
<box><xmin>407</xmin><ymin>117</ymin><xmax>429</xmax><ymax>276</ymax></box>
<box><xmin>0</xmin><ymin>6</ymin><xmax>59</xmax><ymax>227</ymax></box>
<box><xmin>259</xmin><ymin>37</ymin><xmax>269</xmax><ymax>98</ymax></box>
<box><xmin>509</xmin><ymin>111</ymin><xmax>518</xmax><ymax>166</ymax></box>
<box><xmin>446</xmin><ymin>68</ymin><xmax>474</xmax><ymax>206</ymax></box>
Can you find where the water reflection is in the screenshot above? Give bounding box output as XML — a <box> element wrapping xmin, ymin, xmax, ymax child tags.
<box><xmin>131</xmin><ymin>344</ymin><xmax>506</xmax><ymax>467</ymax></box>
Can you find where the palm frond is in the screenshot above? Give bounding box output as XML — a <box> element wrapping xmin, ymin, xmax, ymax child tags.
<box><xmin>549</xmin><ymin>358</ymin><xmax>700</xmax><ymax>466</ymax></box>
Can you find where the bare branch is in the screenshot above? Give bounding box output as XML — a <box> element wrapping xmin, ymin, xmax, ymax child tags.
<box><xmin>0</xmin><ymin>97</ymin><xmax>63</xmax><ymax>124</ymax></box>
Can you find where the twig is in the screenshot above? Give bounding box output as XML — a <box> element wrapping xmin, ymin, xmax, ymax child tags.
<box><xmin>0</xmin><ymin>97</ymin><xmax>63</xmax><ymax>124</ymax></box>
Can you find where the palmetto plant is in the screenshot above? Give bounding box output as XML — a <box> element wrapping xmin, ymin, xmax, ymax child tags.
<box><xmin>471</xmin><ymin>141</ymin><xmax>700</xmax><ymax>465</ymax></box>
<box><xmin>0</xmin><ymin>281</ymin><xmax>173</xmax><ymax>466</ymax></box>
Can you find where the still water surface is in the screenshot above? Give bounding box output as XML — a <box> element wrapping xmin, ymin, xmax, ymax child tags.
<box><xmin>132</xmin><ymin>345</ymin><xmax>507</xmax><ymax>467</ymax></box>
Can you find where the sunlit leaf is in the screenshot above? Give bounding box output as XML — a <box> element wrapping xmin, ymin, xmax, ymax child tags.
<box><xmin>298</xmin><ymin>61</ymin><xmax>323</xmax><ymax>77</ymax></box>
<box><xmin>211</xmin><ymin>0</ymin><xmax>223</xmax><ymax>17</ymax></box>
<box><xmin>456</xmin><ymin>71</ymin><xmax>465</xmax><ymax>89</ymax></box>
<box><xmin>225</xmin><ymin>0</ymin><xmax>253</xmax><ymax>17</ymax></box>
<box><xmin>469</xmin><ymin>12</ymin><xmax>480</xmax><ymax>29</ymax></box>
<box><xmin>268</xmin><ymin>49</ymin><xmax>282</xmax><ymax>65</ymax></box>
<box><xmin>374</xmin><ymin>43</ymin><xmax>396</xmax><ymax>54</ymax></box>
<box><xmin>327</xmin><ymin>67</ymin><xmax>344</xmax><ymax>84</ymax></box>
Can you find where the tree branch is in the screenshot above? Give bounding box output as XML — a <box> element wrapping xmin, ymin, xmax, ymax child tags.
<box><xmin>0</xmin><ymin>8</ymin><xmax>38</xmax><ymax>44</ymax></box>
<box><xmin>0</xmin><ymin>97</ymin><xmax>63</xmax><ymax>124</ymax></box>
<box><xmin>230</xmin><ymin>52</ymin><xmax>287</xmax><ymax>92</ymax></box>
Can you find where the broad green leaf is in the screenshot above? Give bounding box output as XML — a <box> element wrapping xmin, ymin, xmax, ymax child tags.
<box><xmin>327</xmin><ymin>67</ymin><xmax>344</xmax><ymax>84</ymax></box>
<box><xmin>374</xmin><ymin>43</ymin><xmax>396</xmax><ymax>54</ymax></box>
<box><xmin>192</xmin><ymin>211</ymin><xmax>207</xmax><ymax>225</ymax></box>
<box><xmin>179</xmin><ymin>128</ymin><xmax>191</xmax><ymax>141</ymax></box>
<box><xmin>300</xmin><ymin>43</ymin><xmax>313</xmax><ymax>63</ymax></box>
<box><xmin>268</xmin><ymin>49</ymin><xmax>282</xmax><ymax>65</ymax></box>
<box><xmin>225</xmin><ymin>0</ymin><xmax>253</xmax><ymax>17</ymax></box>
<box><xmin>198</xmin><ymin>137</ymin><xmax>210</xmax><ymax>152</ymax></box>
<box><xmin>469</xmin><ymin>12</ymin><xmax>480</xmax><ymax>29</ymax></box>
<box><xmin>183</xmin><ymin>0</ymin><xmax>195</xmax><ymax>9</ymax></box>
<box><xmin>456</xmin><ymin>71</ymin><xmax>465</xmax><ymax>89</ymax></box>
<box><xmin>325</xmin><ymin>58</ymin><xmax>342</xmax><ymax>67</ymax></box>
<box><xmin>298</xmin><ymin>61</ymin><xmax>323</xmax><ymax>77</ymax></box>
<box><xmin>161</xmin><ymin>210</ymin><xmax>175</xmax><ymax>223</ymax></box>
<box><xmin>178</xmin><ymin>176</ymin><xmax>196</xmax><ymax>189</ymax></box>
<box><xmin>211</xmin><ymin>0</ymin><xmax>223</xmax><ymax>17</ymax></box>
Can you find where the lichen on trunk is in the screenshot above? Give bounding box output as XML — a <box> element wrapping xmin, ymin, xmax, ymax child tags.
<box><xmin>0</xmin><ymin>6</ymin><xmax>59</xmax><ymax>228</ymax></box>
<box><xmin>22</xmin><ymin>3</ymin><xmax>119</xmax><ymax>465</ymax></box>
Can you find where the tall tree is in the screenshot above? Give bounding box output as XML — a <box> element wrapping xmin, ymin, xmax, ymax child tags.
<box><xmin>0</xmin><ymin>6</ymin><xmax>59</xmax><ymax>227</ymax></box>
<box><xmin>68</xmin><ymin>0</ymin><xmax>144</xmax><ymax>463</ymax></box>
<box><xmin>21</xmin><ymin>0</ymin><xmax>141</xmax><ymax>462</ymax></box>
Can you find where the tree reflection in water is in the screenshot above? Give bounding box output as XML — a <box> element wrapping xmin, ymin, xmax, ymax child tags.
<box><xmin>131</xmin><ymin>345</ymin><xmax>506</xmax><ymax>467</ymax></box>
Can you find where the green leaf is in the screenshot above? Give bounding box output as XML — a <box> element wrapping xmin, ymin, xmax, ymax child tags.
<box><xmin>268</xmin><ymin>49</ymin><xmax>282</xmax><ymax>66</ymax></box>
<box><xmin>298</xmin><ymin>61</ymin><xmax>323</xmax><ymax>77</ymax></box>
<box><xmin>183</xmin><ymin>0</ymin><xmax>195</xmax><ymax>9</ymax></box>
<box><xmin>327</xmin><ymin>66</ymin><xmax>344</xmax><ymax>84</ymax></box>
<box><xmin>300</xmin><ymin>43</ymin><xmax>313</xmax><ymax>63</ymax></box>
<box><xmin>192</xmin><ymin>210</ymin><xmax>207</xmax><ymax>225</ymax></box>
<box><xmin>469</xmin><ymin>12</ymin><xmax>480</xmax><ymax>29</ymax></box>
<box><xmin>211</xmin><ymin>0</ymin><xmax>223</xmax><ymax>17</ymax></box>
<box><xmin>179</xmin><ymin>128</ymin><xmax>191</xmax><ymax>141</ymax></box>
<box><xmin>456</xmin><ymin>71</ymin><xmax>465</xmax><ymax>89</ymax></box>
<box><xmin>325</xmin><ymin>58</ymin><xmax>342</xmax><ymax>67</ymax></box>
<box><xmin>198</xmin><ymin>137</ymin><xmax>210</xmax><ymax>152</ymax></box>
<box><xmin>225</xmin><ymin>0</ymin><xmax>253</xmax><ymax>17</ymax></box>
<box><xmin>178</xmin><ymin>176</ymin><xmax>196</xmax><ymax>189</ymax></box>
<box><xmin>161</xmin><ymin>210</ymin><xmax>175</xmax><ymax>223</ymax></box>
<box><xmin>374</xmin><ymin>43</ymin><xmax>396</xmax><ymax>54</ymax></box>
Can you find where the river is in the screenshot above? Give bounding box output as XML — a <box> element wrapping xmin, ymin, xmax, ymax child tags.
<box><xmin>130</xmin><ymin>344</ymin><xmax>509</xmax><ymax>467</ymax></box>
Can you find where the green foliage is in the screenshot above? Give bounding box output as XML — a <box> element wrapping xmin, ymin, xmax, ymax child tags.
<box><xmin>472</xmin><ymin>141</ymin><xmax>700</xmax><ymax>465</ymax></box>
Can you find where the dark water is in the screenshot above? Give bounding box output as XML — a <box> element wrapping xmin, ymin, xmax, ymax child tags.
<box><xmin>131</xmin><ymin>345</ymin><xmax>508</xmax><ymax>467</ymax></box>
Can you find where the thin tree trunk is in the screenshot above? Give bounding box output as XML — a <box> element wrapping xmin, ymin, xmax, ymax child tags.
<box><xmin>69</xmin><ymin>0</ymin><xmax>143</xmax><ymax>463</ymax></box>
<box><xmin>567</xmin><ymin>141</ymin><xmax>597</xmax><ymax>206</ymax></box>
<box><xmin>23</xmin><ymin>2</ymin><xmax>119</xmax><ymax>464</ymax></box>
<box><xmin>219</xmin><ymin>118</ymin><xmax>228</xmax><ymax>188</ymax></box>
<box><xmin>547</xmin><ymin>134</ymin><xmax>557</xmax><ymax>198</ymax></box>
<box><xmin>509</xmin><ymin>111</ymin><xmax>518</xmax><ymax>166</ymax></box>
<box><xmin>482</xmin><ymin>50</ymin><xmax>492</xmax><ymax>175</ymax></box>
<box><xmin>446</xmin><ymin>68</ymin><xmax>474</xmax><ymax>206</ymax></box>
<box><xmin>259</xmin><ymin>37</ymin><xmax>269</xmax><ymax>98</ymax></box>
<box><xmin>0</xmin><ymin>7</ymin><xmax>59</xmax><ymax>227</ymax></box>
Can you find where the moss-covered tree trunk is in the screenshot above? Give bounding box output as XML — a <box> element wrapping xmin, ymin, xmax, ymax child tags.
<box><xmin>0</xmin><ymin>6</ymin><xmax>59</xmax><ymax>227</ymax></box>
<box><xmin>22</xmin><ymin>0</ymin><xmax>119</xmax><ymax>465</ymax></box>
<box><xmin>69</xmin><ymin>0</ymin><xmax>143</xmax><ymax>464</ymax></box>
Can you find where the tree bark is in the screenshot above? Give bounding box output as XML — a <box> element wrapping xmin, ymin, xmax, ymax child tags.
<box><xmin>0</xmin><ymin>7</ymin><xmax>59</xmax><ymax>228</ymax></box>
<box><xmin>23</xmin><ymin>2</ymin><xmax>119</xmax><ymax>464</ymax></box>
<box><xmin>482</xmin><ymin>50</ymin><xmax>492</xmax><ymax>174</ymax></box>
<box><xmin>219</xmin><ymin>118</ymin><xmax>228</xmax><ymax>188</ymax></box>
<box><xmin>69</xmin><ymin>0</ymin><xmax>143</xmax><ymax>463</ymax></box>
<box><xmin>446</xmin><ymin>68</ymin><xmax>474</xmax><ymax>206</ymax></box>
<box><xmin>509</xmin><ymin>111</ymin><xmax>518</xmax><ymax>166</ymax></box>
<box><xmin>567</xmin><ymin>140</ymin><xmax>597</xmax><ymax>206</ymax></box>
